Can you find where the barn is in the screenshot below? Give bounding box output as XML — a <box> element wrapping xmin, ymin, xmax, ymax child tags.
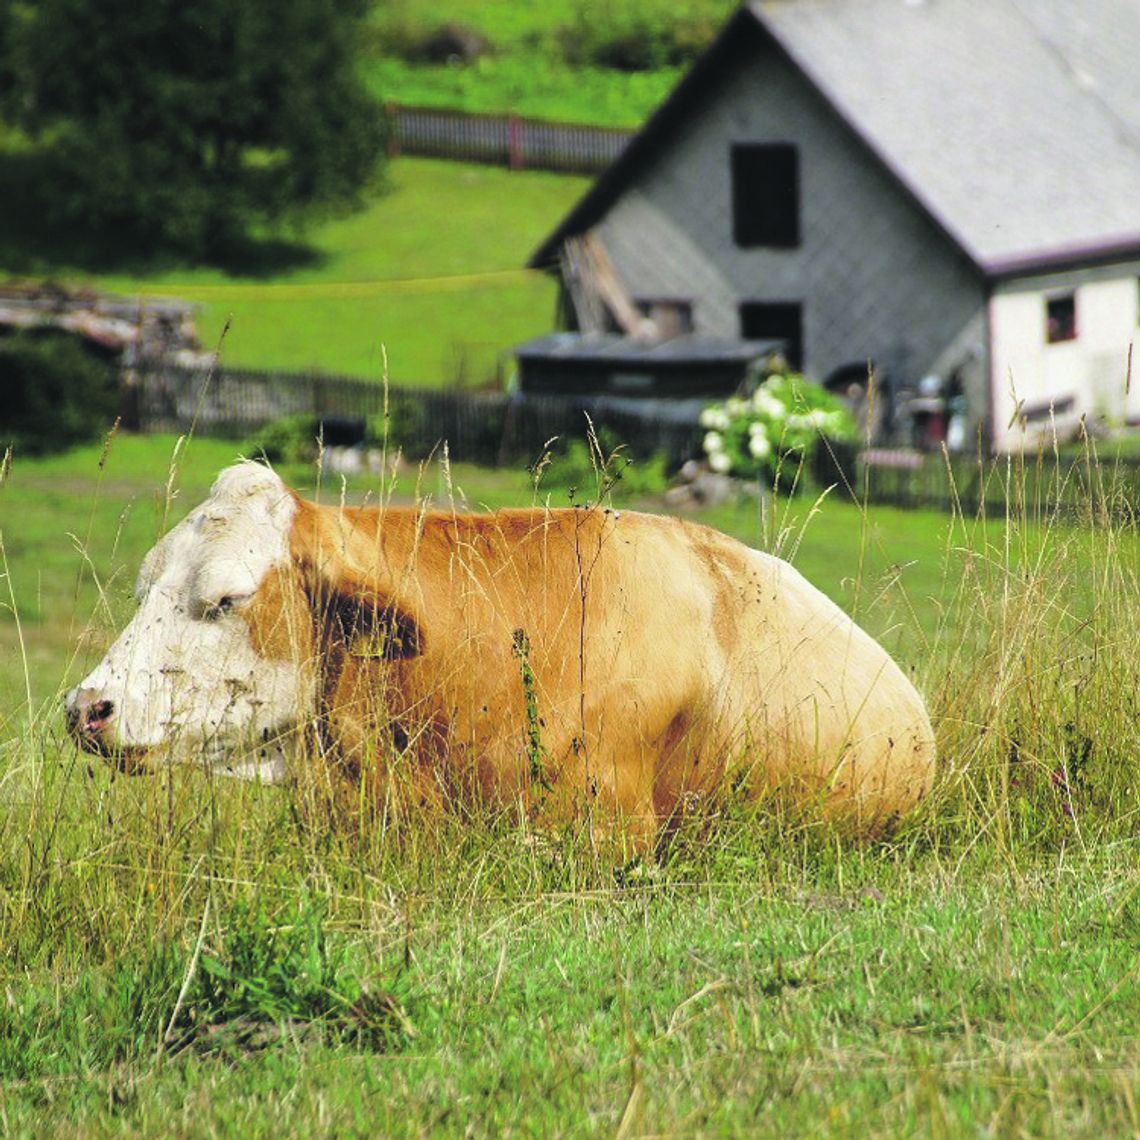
<box><xmin>529</xmin><ymin>0</ymin><xmax>1140</xmax><ymax>452</ymax></box>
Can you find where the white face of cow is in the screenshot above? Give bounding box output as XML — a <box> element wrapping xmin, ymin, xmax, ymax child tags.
<box><xmin>66</xmin><ymin>462</ymin><xmax>314</xmax><ymax>777</ymax></box>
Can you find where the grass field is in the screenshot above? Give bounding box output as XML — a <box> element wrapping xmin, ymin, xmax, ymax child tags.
<box><xmin>0</xmin><ymin>157</ymin><xmax>587</xmax><ymax>385</ymax></box>
<box><xmin>1</xmin><ymin>435</ymin><xmax>1138</xmax><ymax>1134</ymax></box>
<box><xmin>361</xmin><ymin>0</ymin><xmax>734</xmax><ymax>124</ymax></box>
<box><xmin>0</xmin><ymin>0</ymin><xmax>727</xmax><ymax>384</ymax></box>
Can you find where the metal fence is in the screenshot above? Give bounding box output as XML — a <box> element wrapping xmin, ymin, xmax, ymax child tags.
<box><xmin>387</xmin><ymin>104</ymin><xmax>633</xmax><ymax>174</ymax></box>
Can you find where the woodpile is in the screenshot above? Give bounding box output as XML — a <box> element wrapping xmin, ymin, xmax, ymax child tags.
<box><xmin>0</xmin><ymin>282</ymin><xmax>212</xmax><ymax>370</ymax></box>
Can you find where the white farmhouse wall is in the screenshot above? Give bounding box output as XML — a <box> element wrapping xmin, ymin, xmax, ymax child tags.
<box><xmin>989</xmin><ymin>267</ymin><xmax>1140</xmax><ymax>451</ymax></box>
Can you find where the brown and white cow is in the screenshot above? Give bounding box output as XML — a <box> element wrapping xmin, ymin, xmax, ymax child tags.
<box><xmin>66</xmin><ymin>461</ymin><xmax>935</xmax><ymax>840</ymax></box>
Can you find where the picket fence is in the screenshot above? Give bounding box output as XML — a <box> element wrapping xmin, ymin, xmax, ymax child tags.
<box><xmin>386</xmin><ymin>103</ymin><xmax>633</xmax><ymax>174</ymax></box>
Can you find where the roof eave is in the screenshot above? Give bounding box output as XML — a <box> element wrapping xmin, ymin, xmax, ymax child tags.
<box><xmin>527</xmin><ymin>7</ymin><xmax>765</xmax><ymax>270</ymax></box>
<box><xmin>983</xmin><ymin>235</ymin><xmax>1140</xmax><ymax>280</ymax></box>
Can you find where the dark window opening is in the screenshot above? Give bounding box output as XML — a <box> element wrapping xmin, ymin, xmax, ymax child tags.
<box><xmin>740</xmin><ymin>301</ymin><xmax>803</xmax><ymax>369</ymax></box>
<box><xmin>636</xmin><ymin>298</ymin><xmax>693</xmax><ymax>338</ymax></box>
<box><xmin>1046</xmin><ymin>294</ymin><xmax>1077</xmax><ymax>343</ymax></box>
<box><xmin>731</xmin><ymin>144</ymin><xmax>800</xmax><ymax>249</ymax></box>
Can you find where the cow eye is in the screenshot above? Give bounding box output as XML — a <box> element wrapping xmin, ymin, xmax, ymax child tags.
<box><xmin>202</xmin><ymin>595</ymin><xmax>240</xmax><ymax>622</ymax></box>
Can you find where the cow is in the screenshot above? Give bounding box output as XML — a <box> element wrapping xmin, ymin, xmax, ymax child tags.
<box><xmin>66</xmin><ymin>461</ymin><xmax>936</xmax><ymax>845</ymax></box>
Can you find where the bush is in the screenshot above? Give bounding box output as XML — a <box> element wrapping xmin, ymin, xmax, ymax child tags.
<box><xmin>557</xmin><ymin>2</ymin><xmax>718</xmax><ymax>72</ymax></box>
<box><xmin>365</xmin><ymin>393</ymin><xmax>426</xmax><ymax>454</ymax></box>
<box><xmin>370</xmin><ymin>18</ymin><xmax>491</xmax><ymax>65</ymax></box>
<box><xmin>244</xmin><ymin>414</ymin><xmax>322</xmax><ymax>465</ymax></box>
<box><xmin>0</xmin><ymin>330</ymin><xmax>119</xmax><ymax>456</ymax></box>
<box><xmin>699</xmin><ymin>372</ymin><xmax>857</xmax><ymax>489</ymax></box>
<box><xmin>541</xmin><ymin>426</ymin><xmax>669</xmax><ymax>502</ymax></box>
<box><xmin>3</xmin><ymin>0</ymin><xmax>387</xmax><ymax>258</ymax></box>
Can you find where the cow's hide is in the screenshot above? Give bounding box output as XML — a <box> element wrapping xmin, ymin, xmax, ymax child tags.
<box><xmin>67</xmin><ymin>461</ymin><xmax>936</xmax><ymax>840</ymax></box>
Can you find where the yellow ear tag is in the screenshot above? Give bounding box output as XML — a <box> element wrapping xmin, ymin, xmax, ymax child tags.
<box><xmin>348</xmin><ymin>629</ymin><xmax>389</xmax><ymax>659</ymax></box>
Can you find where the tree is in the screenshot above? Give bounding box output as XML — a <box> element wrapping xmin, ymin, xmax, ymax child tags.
<box><xmin>0</xmin><ymin>0</ymin><xmax>387</xmax><ymax>256</ymax></box>
<box><xmin>0</xmin><ymin>331</ymin><xmax>119</xmax><ymax>456</ymax></box>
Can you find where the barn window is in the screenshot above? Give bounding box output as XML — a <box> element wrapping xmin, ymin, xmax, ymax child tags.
<box><xmin>636</xmin><ymin>298</ymin><xmax>693</xmax><ymax>337</ymax></box>
<box><xmin>731</xmin><ymin>144</ymin><xmax>800</xmax><ymax>249</ymax></box>
<box><xmin>1045</xmin><ymin>294</ymin><xmax>1076</xmax><ymax>343</ymax></box>
<box><xmin>740</xmin><ymin>301</ymin><xmax>803</xmax><ymax>369</ymax></box>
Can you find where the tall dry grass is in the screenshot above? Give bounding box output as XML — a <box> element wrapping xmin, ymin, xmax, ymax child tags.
<box><xmin>0</xmin><ymin>425</ymin><xmax>1137</xmax><ymax>981</ymax></box>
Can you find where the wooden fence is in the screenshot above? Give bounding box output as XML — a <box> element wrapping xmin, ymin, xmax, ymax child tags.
<box><xmin>856</xmin><ymin>446</ymin><xmax>1140</xmax><ymax>521</ymax></box>
<box><xmin>128</xmin><ymin>363</ymin><xmax>703</xmax><ymax>467</ymax></box>
<box><xmin>386</xmin><ymin>103</ymin><xmax>633</xmax><ymax>174</ymax></box>
<box><xmin>129</xmin><ymin>364</ymin><xmax>1140</xmax><ymax>518</ymax></box>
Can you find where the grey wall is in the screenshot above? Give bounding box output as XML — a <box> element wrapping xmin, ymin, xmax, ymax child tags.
<box><xmin>593</xmin><ymin>32</ymin><xmax>987</xmax><ymax>390</ymax></box>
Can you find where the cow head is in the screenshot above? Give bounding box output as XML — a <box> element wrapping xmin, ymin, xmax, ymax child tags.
<box><xmin>65</xmin><ymin>462</ymin><xmax>318</xmax><ymax>778</ymax></box>
<box><xmin>66</xmin><ymin>460</ymin><xmax>429</xmax><ymax>778</ymax></box>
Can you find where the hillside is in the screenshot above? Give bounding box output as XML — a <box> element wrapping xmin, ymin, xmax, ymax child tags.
<box><xmin>361</xmin><ymin>0</ymin><xmax>736</xmax><ymax>125</ymax></box>
<box><xmin>1</xmin><ymin>158</ymin><xmax>589</xmax><ymax>386</ymax></box>
<box><xmin>0</xmin><ymin>1</ymin><xmax>744</xmax><ymax>381</ymax></box>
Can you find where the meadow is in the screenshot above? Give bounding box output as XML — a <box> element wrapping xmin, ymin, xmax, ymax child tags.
<box><xmin>0</xmin><ymin>434</ymin><xmax>1138</xmax><ymax>1134</ymax></box>
<box><xmin>0</xmin><ymin>156</ymin><xmax>588</xmax><ymax>386</ymax></box>
<box><xmin>361</xmin><ymin>0</ymin><xmax>736</xmax><ymax>124</ymax></box>
<box><xmin>0</xmin><ymin>0</ymin><xmax>731</xmax><ymax>389</ymax></box>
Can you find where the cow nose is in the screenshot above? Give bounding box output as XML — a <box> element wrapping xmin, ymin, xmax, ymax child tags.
<box><xmin>66</xmin><ymin>688</ymin><xmax>116</xmax><ymax>749</ymax></box>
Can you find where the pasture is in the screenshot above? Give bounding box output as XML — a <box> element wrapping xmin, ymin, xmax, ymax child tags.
<box><xmin>0</xmin><ymin>157</ymin><xmax>588</xmax><ymax>385</ymax></box>
<box><xmin>1</xmin><ymin>434</ymin><xmax>1138</xmax><ymax>1134</ymax></box>
<box><xmin>361</xmin><ymin>0</ymin><xmax>736</xmax><ymax>124</ymax></box>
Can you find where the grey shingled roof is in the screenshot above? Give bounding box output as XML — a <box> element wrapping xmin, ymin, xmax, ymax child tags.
<box><xmin>532</xmin><ymin>0</ymin><xmax>1140</xmax><ymax>277</ymax></box>
<box><xmin>757</xmin><ymin>0</ymin><xmax>1140</xmax><ymax>273</ymax></box>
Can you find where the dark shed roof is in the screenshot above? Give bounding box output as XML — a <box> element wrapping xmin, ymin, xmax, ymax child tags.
<box><xmin>515</xmin><ymin>333</ymin><xmax>782</xmax><ymax>366</ymax></box>
<box><xmin>531</xmin><ymin>0</ymin><xmax>1140</xmax><ymax>278</ymax></box>
<box><xmin>515</xmin><ymin>333</ymin><xmax>783</xmax><ymax>398</ymax></box>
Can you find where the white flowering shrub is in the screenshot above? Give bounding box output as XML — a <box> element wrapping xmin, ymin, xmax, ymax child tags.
<box><xmin>699</xmin><ymin>372</ymin><xmax>857</xmax><ymax>484</ymax></box>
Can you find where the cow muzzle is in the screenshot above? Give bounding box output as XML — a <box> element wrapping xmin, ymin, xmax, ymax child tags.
<box><xmin>65</xmin><ymin>688</ymin><xmax>151</xmax><ymax>772</ymax></box>
<box><xmin>66</xmin><ymin>687</ymin><xmax>117</xmax><ymax>752</ymax></box>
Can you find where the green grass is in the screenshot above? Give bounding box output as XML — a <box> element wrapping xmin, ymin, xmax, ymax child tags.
<box><xmin>365</xmin><ymin>55</ymin><xmax>684</xmax><ymax>126</ymax></box>
<box><xmin>2</xmin><ymin>437</ymin><xmax>1139</xmax><ymax>1134</ymax></box>
<box><xmin>0</xmin><ymin>157</ymin><xmax>585</xmax><ymax>384</ymax></box>
<box><xmin>0</xmin><ymin>0</ymin><xmax>734</xmax><ymax>383</ymax></box>
<box><xmin>361</xmin><ymin>0</ymin><xmax>734</xmax><ymax>125</ymax></box>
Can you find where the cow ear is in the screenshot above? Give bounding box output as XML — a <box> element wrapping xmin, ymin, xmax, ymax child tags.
<box><xmin>288</xmin><ymin>497</ymin><xmax>425</xmax><ymax>660</ymax></box>
<box><xmin>327</xmin><ymin>587</ymin><xmax>424</xmax><ymax>660</ymax></box>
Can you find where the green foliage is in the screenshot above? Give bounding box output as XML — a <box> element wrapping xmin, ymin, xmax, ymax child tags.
<box><xmin>557</xmin><ymin>0</ymin><xmax>721</xmax><ymax>72</ymax></box>
<box><xmin>0</xmin><ymin>897</ymin><xmax>406</xmax><ymax>1083</ymax></box>
<box><xmin>511</xmin><ymin>628</ymin><xmax>553</xmax><ymax>795</ymax></box>
<box><xmin>700</xmin><ymin>371</ymin><xmax>857</xmax><ymax>486</ymax></box>
<box><xmin>0</xmin><ymin>330</ymin><xmax>119</xmax><ymax>455</ymax></box>
<box><xmin>0</xmin><ymin>0</ymin><xmax>386</xmax><ymax>257</ymax></box>
<box><xmin>193</xmin><ymin>897</ymin><xmax>407</xmax><ymax>1052</ymax></box>
<box><xmin>540</xmin><ymin>426</ymin><xmax>669</xmax><ymax>503</ymax></box>
<box><xmin>366</xmin><ymin>394</ymin><xmax>426</xmax><ymax>453</ymax></box>
<box><xmin>244</xmin><ymin>414</ymin><xmax>323</xmax><ymax>465</ymax></box>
